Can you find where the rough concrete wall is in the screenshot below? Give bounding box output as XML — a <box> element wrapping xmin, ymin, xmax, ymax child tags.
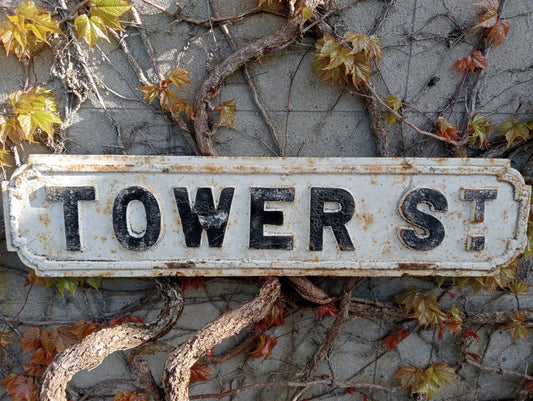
<box><xmin>1</xmin><ymin>0</ymin><xmax>533</xmax><ymax>400</ymax></box>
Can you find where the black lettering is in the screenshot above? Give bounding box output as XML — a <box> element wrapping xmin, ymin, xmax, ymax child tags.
<box><xmin>250</xmin><ymin>187</ymin><xmax>294</xmax><ymax>250</ymax></box>
<box><xmin>460</xmin><ymin>188</ymin><xmax>497</xmax><ymax>223</ymax></box>
<box><xmin>113</xmin><ymin>186</ymin><xmax>161</xmax><ymax>250</ymax></box>
<box><xmin>45</xmin><ymin>186</ymin><xmax>96</xmax><ymax>251</ymax></box>
<box><xmin>467</xmin><ymin>235</ymin><xmax>485</xmax><ymax>251</ymax></box>
<box><xmin>309</xmin><ymin>187</ymin><xmax>355</xmax><ymax>251</ymax></box>
<box><xmin>173</xmin><ymin>187</ymin><xmax>234</xmax><ymax>247</ymax></box>
<box><xmin>398</xmin><ymin>188</ymin><xmax>447</xmax><ymax>251</ymax></box>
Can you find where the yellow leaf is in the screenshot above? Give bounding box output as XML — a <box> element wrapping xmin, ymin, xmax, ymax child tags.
<box><xmin>497</xmin><ymin>120</ymin><xmax>530</xmax><ymax>148</ymax></box>
<box><xmin>90</xmin><ymin>0</ymin><xmax>132</xmax><ymax>30</ymax></box>
<box><xmin>214</xmin><ymin>99</ymin><xmax>237</xmax><ymax>129</ymax></box>
<box><xmin>302</xmin><ymin>7</ymin><xmax>313</xmax><ymax>21</ymax></box>
<box><xmin>168</xmin><ymin>67</ymin><xmax>192</xmax><ymax>92</ymax></box>
<box><xmin>159</xmin><ymin>88</ymin><xmax>180</xmax><ymax>112</ymax></box>
<box><xmin>75</xmin><ymin>14</ymin><xmax>108</xmax><ymax>48</ymax></box>
<box><xmin>368</xmin><ymin>35</ymin><xmax>382</xmax><ymax>63</ymax></box>
<box><xmin>138</xmin><ymin>84</ymin><xmax>159</xmax><ymax>104</ymax></box>
<box><xmin>343</xmin><ymin>32</ymin><xmax>370</xmax><ymax>54</ymax></box>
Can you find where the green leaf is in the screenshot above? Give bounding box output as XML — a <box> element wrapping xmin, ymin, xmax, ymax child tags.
<box><xmin>90</xmin><ymin>0</ymin><xmax>132</xmax><ymax>30</ymax></box>
<box><xmin>168</xmin><ymin>67</ymin><xmax>191</xmax><ymax>92</ymax></box>
<box><xmin>85</xmin><ymin>277</ymin><xmax>102</xmax><ymax>291</ymax></box>
<box><xmin>74</xmin><ymin>14</ymin><xmax>108</xmax><ymax>48</ymax></box>
<box><xmin>47</xmin><ymin>278</ymin><xmax>80</xmax><ymax>297</ymax></box>
<box><xmin>302</xmin><ymin>7</ymin><xmax>313</xmax><ymax>21</ymax></box>
<box><xmin>215</xmin><ymin>99</ymin><xmax>237</xmax><ymax>128</ymax></box>
<box><xmin>498</xmin><ymin>120</ymin><xmax>530</xmax><ymax>147</ymax></box>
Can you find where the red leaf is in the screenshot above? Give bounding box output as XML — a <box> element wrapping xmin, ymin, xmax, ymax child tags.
<box><xmin>466</xmin><ymin>352</ymin><xmax>481</xmax><ymax>362</ymax></box>
<box><xmin>345</xmin><ymin>387</ymin><xmax>356</xmax><ymax>394</ymax></box>
<box><xmin>29</xmin><ymin>347</ymin><xmax>56</xmax><ymax>366</ymax></box>
<box><xmin>383</xmin><ymin>327</ymin><xmax>408</xmax><ymax>350</ymax></box>
<box><xmin>190</xmin><ymin>363</ymin><xmax>212</xmax><ymax>382</ymax></box>
<box><xmin>24</xmin><ymin>268</ymin><xmax>47</xmax><ymax>287</ymax></box>
<box><xmin>49</xmin><ymin>326</ymin><xmax>78</xmax><ymax>352</ymax></box>
<box><xmin>475</xmin><ymin>8</ymin><xmax>498</xmax><ymax>28</ymax></box>
<box><xmin>487</xmin><ymin>19</ymin><xmax>509</xmax><ymax>47</ymax></box>
<box><xmin>178</xmin><ymin>277</ymin><xmax>205</xmax><ymax>292</ymax></box>
<box><xmin>255</xmin><ymin>299</ymin><xmax>285</xmax><ymax>332</ymax></box>
<box><xmin>1</xmin><ymin>374</ymin><xmax>38</xmax><ymax>401</ymax></box>
<box><xmin>250</xmin><ymin>335</ymin><xmax>277</xmax><ymax>360</ymax></box>
<box><xmin>363</xmin><ymin>396</ymin><xmax>369</xmax><ymax>401</ymax></box>
<box><xmin>316</xmin><ymin>304</ymin><xmax>338</xmax><ymax>320</ymax></box>
<box><xmin>109</xmin><ymin>315</ymin><xmax>145</xmax><ymax>328</ymax></box>
<box><xmin>445</xmin><ymin>291</ymin><xmax>456</xmax><ymax>300</ymax></box>
<box><xmin>453</xmin><ymin>50</ymin><xmax>487</xmax><ymax>74</ymax></box>
<box><xmin>436</xmin><ymin>117</ymin><xmax>462</xmax><ymax>142</ymax></box>
<box><xmin>525</xmin><ymin>381</ymin><xmax>533</xmax><ymax>394</ymax></box>
<box><xmin>68</xmin><ymin>320</ymin><xmax>102</xmax><ymax>339</ymax></box>
<box><xmin>463</xmin><ymin>328</ymin><xmax>480</xmax><ymax>342</ymax></box>
<box><xmin>23</xmin><ymin>363</ymin><xmax>47</xmax><ymax>377</ymax></box>
<box><xmin>21</xmin><ymin>327</ymin><xmax>49</xmax><ymax>354</ymax></box>
<box><xmin>322</xmin><ymin>374</ymin><xmax>330</xmax><ymax>379</ymax></box>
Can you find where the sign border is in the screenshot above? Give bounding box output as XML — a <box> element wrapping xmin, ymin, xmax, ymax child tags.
<box><xmin>3</xmin><ymin>155</ymin><xmax>530</xmax><ymax>277</ymax></box>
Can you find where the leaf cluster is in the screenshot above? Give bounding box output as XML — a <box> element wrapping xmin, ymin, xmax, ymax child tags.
<box><xmin>0</xmin><ymin>1</ymin><xmax>61</xmax><ymax>60</ymax></box>
<box><xmin>139</xmin><ymin>67</ymin><xmax>193</xmax><ymax>116</ymax></box>
<box><xmin>74</xmin><ymin>0</ymin><xmax>133</xmax><ymax>48</ymax></box>
<box><xmin>394</xmin><ymin>362</ymin><xmax>457</xmax><ymax>400</ymax></box>
<box><xmin>312</xmin><ymin>32</ymin><xmax>381</xmax><ymax>89</ymax></box>
<box><xmin>25</xmin><ymin>268</ymin><xmax>101</xmax><ymax>297</ymax></box>
<box><xmin>475</xmin><ymin>0</ymin><xmax>509</xmax><ymax>48</ymax></box>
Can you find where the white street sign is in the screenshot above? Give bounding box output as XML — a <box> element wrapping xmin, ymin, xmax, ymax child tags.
<box><xmin>2</xmin><ymin>155</ymin><xmax>530</xmax><ymax>277</ymax></box>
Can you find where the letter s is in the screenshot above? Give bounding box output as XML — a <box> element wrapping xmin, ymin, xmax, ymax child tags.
<box><xmin>398</xmin><ymin>188</ymin><xmax>447</xmax><ymax>251</ymax></box>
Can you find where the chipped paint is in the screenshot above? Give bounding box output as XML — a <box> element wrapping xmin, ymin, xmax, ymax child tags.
<box><xmin>2</xmin><ymin>155</ymin><xmax>530</xmax><ymax>277</ymax></box>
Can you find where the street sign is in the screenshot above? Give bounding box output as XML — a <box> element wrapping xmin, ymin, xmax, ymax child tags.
<box><xmin>2</xmin><ymin>155</ymin><xmax>530</xmax><ymax>277</ymax></box>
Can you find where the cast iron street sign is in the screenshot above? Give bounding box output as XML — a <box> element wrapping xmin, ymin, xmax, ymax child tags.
<box><xmin>2</xmin><ymin>155</ymin><xmax>530</xmax><ymax>277</ymax></box>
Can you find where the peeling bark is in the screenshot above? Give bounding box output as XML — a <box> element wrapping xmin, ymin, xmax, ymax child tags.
<box><xmin>40</xmin><ymin>279</ymin><xmax>183</xmax><ymax>401</ymax></box>
<box><xmin>162</xmin><ymin>277</ymin><xmax>281</xmax><ymax>401</ymax></box>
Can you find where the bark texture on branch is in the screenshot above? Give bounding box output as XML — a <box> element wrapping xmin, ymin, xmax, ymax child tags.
<box><xmin>40</xmin><ymin>278</ymin><xmax>183</xmax><ymax>401</ymax></box>
<box><xmin>162</xmin><ymin>277</ymin><xmax>281</xmax><ymax>401</ymax></box>
<box><xmin>193</xmin><ymin>17</ymin><xmax>303</xmax><ymax>155</ymax></box>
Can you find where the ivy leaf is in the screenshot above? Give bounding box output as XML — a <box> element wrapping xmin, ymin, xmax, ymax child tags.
<box><xmin>467</xmin><ymin>113</ymin><xmax>493</xmax><ymax>148</ymax></box>
<box><xmin>21</xmin><ymin>327</ymin><xmax>48</xmax><ymax>354</ymax></box>
<box><xmin>168</xmin><ymin>67</ymin><xmax>192</xmax><ymax>92</ymax></box>
<box><xmin>214</xmin><ymin>99</ymin><xmax>237</xmax><ymax>128</ymax></box>
<box><xmin>74</xmin><ymin>14</ymin><xmax>108</xmax><ymax>49</ymax></box>
<box><xmin>368</xmin><ymin>35</ymin><xmax>382</xmax><ymax>63</ymax></box>
<box><xmin>393</xmin><ymin>366</ymin><xmax>419</xmax><ymax>392</ymax></box>
<box><xmin>68</xmin><ymin>320</ymin><xmax>102</xmax><ymax>340</ymax></box>
<box><xmin>487</xmin><ymin>19</ymin><xmax>509</xmax><ymax>48</ymax></box>
<box><xmin>8</xmin><ymin>87</ymin><xmax>62</xmax><ymax>142</ymax></box>
<box><xmin>250</xmin><ymin>335</ymin><xmax>277</xmax><ymax>360</ymax></box>
<box><xmin>475</xmin><ymin>0</ymin><xmax>499</xmax><ymax>10</ymax></box>
<box><xmin>475</xmin><ymin>7</ymin><xmax>499</xmax><ymax>28</ymax></box>
<box><xmin>505</xmin><ymin>310</ymin><xmax>528</xmax><ymax>341</ymax></box>
<box><xmin>0</xmin><ymin>330</ymin><xmax>12</xmax><ymax>348</ymax></box>
<box><xmin>29</xmin><ymin>346</ymin><xmax>56</xmax><ymax>366</ymax></box>
<box><xmin>23</xmin><ymin>363</ymin><xmax>47</xmax><ymax>377</ymax></box>
<box><xmin>349</xmin><ymin>53</ymin><xmax>372</xmax><ymax>89</ymax></box>
<box><xmin>497</xmin><ymin>119</ymin><xmax>530</xmax><ymax>147</ymax></box>
<box><xmin>138</xmin><ymin>84</ymin><xmax>159</xmax><ymax>104</ymax></box>
<box><xmin>302</xmin><ymin>7</ymin><xmax>313</xmax><ymax>21</ymax></box>
<box><xmin>436</xmin><ymin>117</ymin><xmax>461</xmax><ymax>142</ymax></box>
<box><xmin>90</xmin><ymin>0</ymin><xmax>132</xmax><ymax>31</ymax></box>
<box><xmin>509</xmin><ymin>281</ymin><xmax>529</xmax><ymax>295</ymax></box>
<box><xmin>383</xmin><ymin>327</ymin><xmax>408</xmax><ymax>350</ymax></box>
<box><xmin>466</xmin><ymin>352</ymin><xmax>481</xmax><ymax>362</ymax></box>
<box><xmin>0</xmin><ymin>1</ymin><xmax>61</xmax><ymax>59</ymax></box>
<box><xmin>316</xmin><ymin>303</ymin><xmax>338</xmax><ymax>320</ymax></box>
<box><xmin>385</xmin><ymin>94</ymin><xmax>402</xmax><ymax>126</ymax></box>
<box><xmin>1</xmin><ymin>374</ymin><xmax>38</xmax><ymax>401</ymax></box>
<box><xmin>85</xmin><ymin>277</ymin><xmax>102</xmax><ymax>291</ymax></box>
<box><xmin>47</xmin><ymin>277</ymin><xmax>80</xmax><ymax>297</ymax></box>
<box><xmin>159</xmin><ymin>88</ymin><xmax>180</xmax><ymax>112</ymax></box>
<box><xmin>49</xmin><ymin>326</ymin><xmax>78</xmax><ymax>352</ymax></box>
<box><xmin>190</xmin><ymin>363</ymin><xmax>212</xmax><ymax>382</ymax></box>
<box><xmin>463</xmin><ymin>328</ymin><xmax>480</xmax><ymax>342</ymax></box>
<box><xmin>255</xmin><ymin>299</ymin><xmax>285</xmax><ymax>333</ymax></box>
<box><xmin>453</xmin><ymin>50</ymin><xmax>487</xmax><ymax>74</ymax></box>
<box><xmin>343</xmin><ymin>32</ymin><xmax>370</xmax><ymax>54</ymax></box>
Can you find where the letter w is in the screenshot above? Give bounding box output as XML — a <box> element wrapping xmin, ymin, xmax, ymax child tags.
<box><xmin>173</xmin><ymin>187</ymin><xmax>234</xmax><ymax>247</ymax></box>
